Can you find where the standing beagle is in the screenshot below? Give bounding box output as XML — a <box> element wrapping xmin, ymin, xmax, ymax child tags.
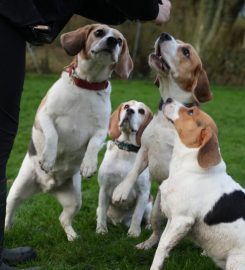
<box><xmin>150</xmin><ymin>99</ymin><xmax>245</xmax><ymax>270</ymax></box>
<box><xmin>112</xmin><ymin>33</ymin><xmax>212</xmax><ymax>249</ymax></box>
<box><xmin>96</xmin><ymin>100</ymin><xmax>153</xmax><ymax>237</ymax></box>
<box><xmin>5</xmin><ymin>24</ymin><xmax>133</xmax><ymax>241</ymax></box>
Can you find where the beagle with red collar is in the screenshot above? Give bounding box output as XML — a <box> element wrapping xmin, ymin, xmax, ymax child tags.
<box><xmin>150</xmin><ymin>98</ymin><xmax>245</xmax><ymax>270</ymax></box>
<box><xmin>112</xmin><ymin>33</ymin><xmax>212</xmax><ymax>249</ymax></box>
<box><xmin>5</xmin><ymin>24</ymin><xmax>133</xmax><ymax>241</ymax></box>
<box><xmin>96</xmin><ymin>100</ymin><xmax>153</xmax><ymax>237</ymax></box>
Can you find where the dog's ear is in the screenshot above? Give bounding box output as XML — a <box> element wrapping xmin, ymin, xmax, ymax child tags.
<box><xmin>192</xmin><ymin>68</ymin><xmax>212</xmax><ymax>103</ymax></box>
<box><xmin>136</xmin><ymin>109</ymin><xmax>153</xmax><ymax>145</ymax></box>
<box><xmin>115</xmin><ymin>39</ymin><xmax>134</xmax><ymax>79</ymax></box>
<box><xmin>197</xmin><ymin>126</ymin><xmax>221</xmax><ymax>168</ymax></box>
<box><xmin>108</xmin><ymin>104</ymin><xmax>123</xmax><ymax>139</ymax></box>
<box><xmin>60</xmin><ymin>25</ymin><xmax>95</xmax><ymax>56</ymax></box>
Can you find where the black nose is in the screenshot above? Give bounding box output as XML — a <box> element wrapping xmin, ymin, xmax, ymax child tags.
<box><xmin>126</xmin><ymin>108</ymin><xmax>134</xmax><ymax>115</ymax></box>
<box><xmin>159</xmin><ymin>32</ymin><xmax>172</xmax><ymax>42</ymax></box>
<box><xmin>107</xmin><ymin>36</ymin><xmax>118</xmax><ymax>48</ymax></box>
<box><xmin>165</xmin><ymin>98</ymin><xmax>173</xmax><ymax>104</ymax></box>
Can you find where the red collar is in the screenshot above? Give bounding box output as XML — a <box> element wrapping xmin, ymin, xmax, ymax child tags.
<box><xmin>65</xmin><ymin>64</ymin><xmax>109</xmax><ymax>91</ymax></box>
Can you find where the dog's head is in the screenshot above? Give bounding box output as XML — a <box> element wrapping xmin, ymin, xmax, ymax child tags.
<box><xmin>109</xmin><ymin>100</ymin><xmax>153</xmax><ymax>145</ymax></box>
<box><xmin>61</xmin><ymin>24</ymin><xmax>133</xmax><ymax>79</ymax></box>
<box><xmin>149</xmin><ymin>33</ymin><xmax>212</xmax><ymax>103</ymax></box>
<box><xmin>163</xmin><ymin>98</ymin><xmax>221</xmax><ymax>168</ymax></box>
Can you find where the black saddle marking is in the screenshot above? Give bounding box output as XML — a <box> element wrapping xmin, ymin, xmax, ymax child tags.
<box><xmin>204</xmin><ymin>190</ymin><xmax>245</xmax><ymax>225</ymax></box>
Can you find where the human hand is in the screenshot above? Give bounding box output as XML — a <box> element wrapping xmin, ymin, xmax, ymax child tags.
<box><xmin>155</xmin><ymin>0</ymin><xmax>171</xmax><ymax>25</ymax></box>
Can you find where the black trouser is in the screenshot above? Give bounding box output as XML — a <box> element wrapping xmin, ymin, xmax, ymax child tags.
<box><xmin>0</xmin><ymin>17</ymin><xmax>26</xmax><ymax>263</ymax></box>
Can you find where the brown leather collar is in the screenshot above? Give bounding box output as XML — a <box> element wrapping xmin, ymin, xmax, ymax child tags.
<box><xmin>65</xmin><ymin>62</ymin><xmax>109</xmax><ymax>91</ymax></box>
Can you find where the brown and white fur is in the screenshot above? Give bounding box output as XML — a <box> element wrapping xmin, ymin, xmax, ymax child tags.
<box><xmin>150</xmin><ymin>99</ymin><xmax>245</xmax><ymax>270</ymax></box>
<box><xmin>96</xmin><ymin>100</ymin><xmax>153</xmax><ymax>237</ymax></box>
<box><xmin>112</xmin><ymin>32</ymin><xmax>212</xmax><ymax>249</ymax></box>
<box><xmin>5</xmin><ymin>24</ymin><xmax>133</xmax><ymax>241</ymax></box>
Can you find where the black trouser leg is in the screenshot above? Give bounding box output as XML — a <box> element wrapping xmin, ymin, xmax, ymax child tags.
<box><xmin>0</xmin><ymin>179</ymin><xmax>6</xmax><ymax>264</ymax></box>
<box><xmin>0</xmin><ymin>17</ymin><xmax>26</xmax><ymax>264</ymax></box>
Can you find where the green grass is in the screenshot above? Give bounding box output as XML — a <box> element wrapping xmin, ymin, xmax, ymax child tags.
<box><xmin>5</xmin><ymin>74</ymin><xmax>245</xmax><ymax>270</ymax></box>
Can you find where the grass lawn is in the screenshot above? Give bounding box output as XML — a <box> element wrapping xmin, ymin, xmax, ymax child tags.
<box><xmin>5</xmin><ymin>74</ymin><xmax>245</xmax><ymax>270</ymax></box>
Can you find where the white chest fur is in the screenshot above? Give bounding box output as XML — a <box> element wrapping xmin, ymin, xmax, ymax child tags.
<box><xmin>141</xmin><ymin>111</ymin><xmax>175</xmax><ymax>182</ymax></box>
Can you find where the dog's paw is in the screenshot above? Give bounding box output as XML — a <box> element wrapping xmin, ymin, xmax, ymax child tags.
<box><xmin>96</xmin><ymin>225</ymin><xmax>108</xmax><ymax>235</ymax></box>
<box><xmin>136</xmin><ymin>234</ymin><xmax>159</xmax><ymax>250</ymax></box>
<box><xmin>150</xmin><ymin>265</ymin><xmax>162</xmax><ymax>270</ymax></box>
<box><xmin>80</xmin><ymin>159</ymin><xmax>97</xmax><ymax>179</ymax></box>
<box><xmin>67</xmin><ymin>232</ymin><xmax>79</xmax><ymax>242</ymax></box>
<box><xmin>201</xmin><ymin>250</ymin><xmax>208</xmax><ymax>257</ymax></box>
<box><xmin>39</xmin><ymin>156</ymin><xmax>55</xmax><ymax>173</ymax></box>
<box><xmin>112</xmin><ymin>182</ymin><xmax>131</xmax><ymax>203</ymax></box>
<box><xmin>66</xmin><ymin>229</ymin><xmax>79</xmax><ymax>242</ymax></box>
<box><xmin>128</xmin><ymin>225</ymin><xmax>141</xmax><ymax>238</ymax></box>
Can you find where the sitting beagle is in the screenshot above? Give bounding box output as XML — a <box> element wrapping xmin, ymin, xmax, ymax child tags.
<box><xmin>150</xmin><ymin>98</ymin><xmax>245</xmax><ymax>270</ymax></box>
<box><xmin>5</xmin><ymin>24</ymin><xmax>133</xmax><ymax>241</ymax></box>
<box><xmin>112</xmin><ymin>33</ymin><xmax>212</xmax><ymax>249</ymax></box>
<box><xmin>96</xmin><ymin>100</ymin><xmax>153</xmax><ymax>237</ymax></box>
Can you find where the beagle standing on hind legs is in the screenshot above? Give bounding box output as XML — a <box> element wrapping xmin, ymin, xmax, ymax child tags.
<box><xmin>112</xmin><ymin>32</ymin><xmax>212</xmax><ymax>249</ymax></box>
<box><xmin>150</xmin><ymin>99</ymin><xmax>245</xmax><ymax>270</ymax></box>
<box><xmin>5</xmin><ymin>24</ymin><xmax>133</xmax><ymax>241</ymax></box>
<box><xmin>96</xmin><ymin>100</ymin><xmax>153</xmax><ymax>237</ymax></box>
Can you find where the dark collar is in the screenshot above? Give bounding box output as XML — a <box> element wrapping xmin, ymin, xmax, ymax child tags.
<box><xmin>115</xmin><ymin>140</ymin><xmax>140</xmax><ymax>153</ymax></box>
<box><xmin>158</xmin><ymin>98</ymin><xmax>198</xmax><ymax>111</ymax></box>
<box><xmin>65</xmin><ymin>63</ymin><xmax>109</xmax><ymax>91</ymax></box>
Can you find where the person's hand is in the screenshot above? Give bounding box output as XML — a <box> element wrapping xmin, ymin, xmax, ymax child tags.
<box><xmin>155</xmin><ymin>0</ymin><xmax>171</xmax><ymax>25</ymax></box>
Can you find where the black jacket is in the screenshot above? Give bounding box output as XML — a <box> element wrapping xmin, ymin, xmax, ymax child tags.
<box><xmin>0</xmin><ymin>0</ymin><xmax>160</xmax><ymax>43</ymax></box>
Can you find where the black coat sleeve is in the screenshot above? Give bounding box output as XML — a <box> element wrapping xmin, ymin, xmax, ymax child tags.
<box><xmin>76</xmin><ymin>0</ymin><xmax>160</xmax><ymax>25</ymax></box>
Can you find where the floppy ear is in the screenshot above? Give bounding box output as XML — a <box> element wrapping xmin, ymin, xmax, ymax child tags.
<box><xmin>108</xmin><ymin>104</ymin><xmax>123</xmax><ymax>139</ymax></box>
<box><xmin>60</xmin><ymin>25</ymin><xmax>95</xmax><ymax>56</ymax></box>
<box><xmin>197</xmin><ymin>126</ymin><xmax>221</xmax><ymax>168</ymax></box>
<box><xmin>192</xmin><ymin>68</ymin><xmax>212</xmax><ymax>103</ymax></box>
<box><xmin>136</xmin><ymin>109</ymin><xmax>153</xmax><ymax>145</ymax></box>
<box><xmin>115</xmin><ymin>39</ymin><xmax>134</xmax><ymax>79</ymax></box>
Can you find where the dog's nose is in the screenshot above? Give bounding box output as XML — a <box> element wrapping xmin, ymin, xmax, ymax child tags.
<box><xmin>107</xmin><ymin>36</ymin><xmax>118</xmax><ymax>48</ymax></box>
<box><xmin>165</xmin><ymin>98</ymin><xmax>173</xmax><ymax>104</ymax></box>
<box><xmin>159</xmin><ymin>32</ymin><xmax>172</xmax><ymax>42</ymax></box>
<box><xmin>126</xmin><ymin>108</ymin><xmax>135</xmax><ymax>115</ymax></box>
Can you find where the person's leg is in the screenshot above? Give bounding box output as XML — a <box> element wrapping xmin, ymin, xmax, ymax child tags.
<box><xmin>0</xmin><ymin>18</ymin><xmax>40</xmax><ymax>270</ymax></box>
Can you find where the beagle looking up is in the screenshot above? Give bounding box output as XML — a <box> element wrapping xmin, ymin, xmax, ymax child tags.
<box><xmin>96</xmin><ymin>100</ymin><xmax>153</xmax><ymax>237</ymax></box>
<box><xmin>112</xmin><ymin>33</ymin><xmax>212</xmax><ymax>250</ymax></box>
<box><xmin>150</xmin><ymin>99</ymin><xmax>245</xmax><ymax>270</ymax></box>
<box><xmin>5</xmin><ymin>24</ymin><xmax>133</xmax><ymax>241</ymax></box>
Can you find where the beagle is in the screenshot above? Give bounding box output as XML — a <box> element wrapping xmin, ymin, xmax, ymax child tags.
<box><xmin>96</xmin><ymin>100</ymin><xmax>153</xmax><ymax>237</ymax></box>
<box><xmin>5</xmin><ymin>24</ymin><xmax>133</xmax><ymax>241</ymax></box>
<box><xmin>112</xmin><ymin>32</ymin><xmax>212</xmax><ymax>249</ymax></box>
<box><xmin>150</xmin><ymin>99</ymin><xmax>245</xmax><ymax>270</ymax></box>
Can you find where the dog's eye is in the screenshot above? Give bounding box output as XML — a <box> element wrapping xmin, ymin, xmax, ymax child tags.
<box><xmin>124</xmin><ymin>104</ymin><xmax>129</xmax><ymax>110</ymax></box>
<box><xmin>94</xmin><ymin>29</ymin><xmax>105</xmax><ymax>38</ymax></box>
<box><xmin>187</xmin><ymin>109</ymin><xmax>194</xmax><ymax>116</ymax></box>
<box><xmin>138</xmin><ymin>109</ymin><xmax>145</xmax><ymax>115</ymax></box>
<box><xmin>182</xmin><ymin>47</ymin><xmax>190</xmax><ymax>57</ymax></box>
<box><xmin>118</xmin><ymin>38</ymin><xmax>123</xmax><ymax>46</ymax></box>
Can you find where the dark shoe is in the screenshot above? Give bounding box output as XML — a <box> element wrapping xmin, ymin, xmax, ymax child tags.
<box><xmin>0</xmin><ymin>262</ymin><xmax>41</xmax><ymax>269</ymax></box>
<box><xmin>2</xmin><ymin>247</ymin><xmax>37</xmax><ymax>266</ymax></box>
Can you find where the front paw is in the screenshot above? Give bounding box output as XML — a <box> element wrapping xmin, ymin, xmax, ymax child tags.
<box><xmin>80</xmin><ymin>158</ymin><xmax>97</xmax><ymax>178</ymax></box>
<box><xmin>150</xmin><ymin>265</ymin><xmax>162</xmax><ymax>270</ymax></box>
<box><xmin>96</xmin><ymin>224</ymin><xmax>108</xmax><ymax>235</ymax></box>
<box><xmin>112</xmin><ymin>182</ymin><xmax>131</xmax><ymax>203</ymax></box>
<box><xmin>128</xmin><ymin>225</ymin><xmax>141</xmax><ymax>238</ymax></box>
<box><xmin>39</xmin><ymin>155</ymin><xmax>55</xmax><ymax>173</ymax></box>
